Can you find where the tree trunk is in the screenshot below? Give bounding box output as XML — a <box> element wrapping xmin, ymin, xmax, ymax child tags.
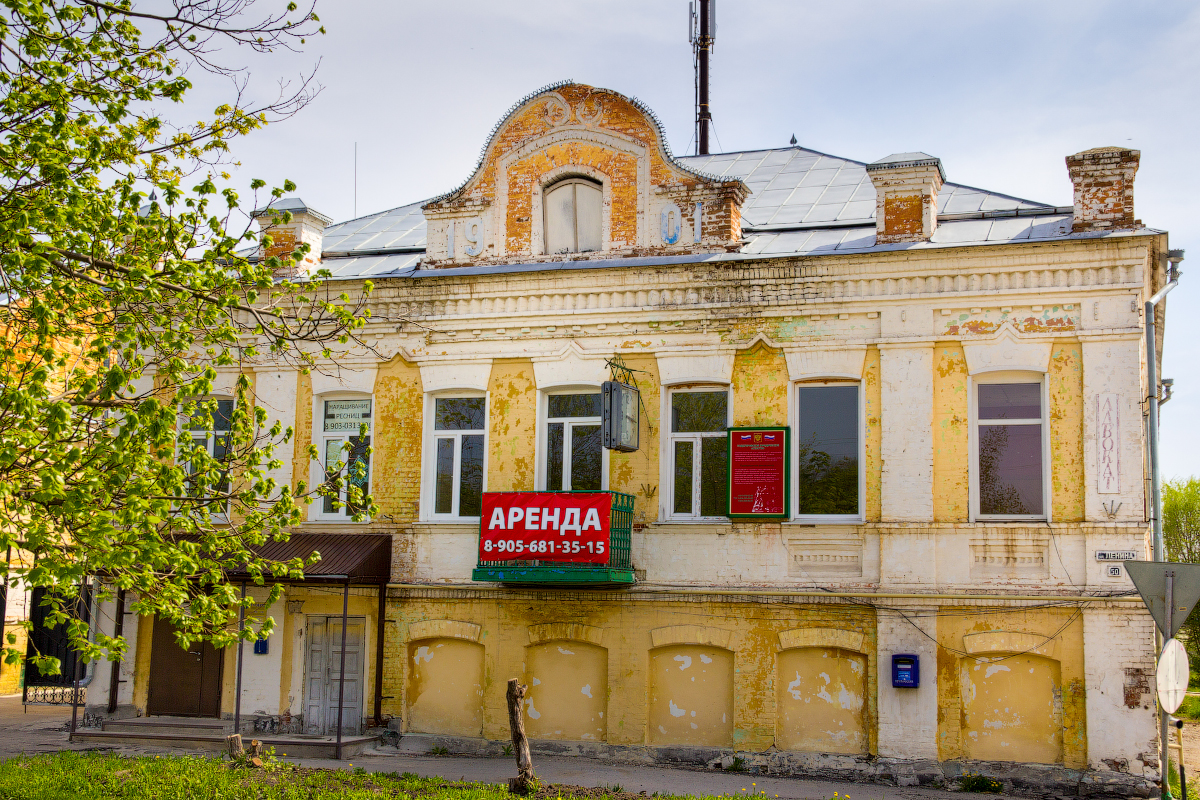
<box><xmin>225</xmin><ymin>733</ymin><xmax>244</xmax><ymax>758</ymax></box>
<box><xmin>506</xmin><ymin>679</ymin><xmax>536</xmax><ymax>794</ymax></box>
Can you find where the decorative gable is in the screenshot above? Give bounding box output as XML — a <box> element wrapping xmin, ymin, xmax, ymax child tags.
<box><xmin>422</xmin><ymin>82</ymin><xmax>748</xmax><ymax>267</ymax></box>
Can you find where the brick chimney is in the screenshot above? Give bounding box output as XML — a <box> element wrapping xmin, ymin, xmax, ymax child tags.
<box><xmin>865</xmin><ymin>152</ymin><xmax>946</xmax><ymax>244</ymax></box>
<box><xmin>1065</xmin><ymin>147</ymin><xmax>1142</xmax><ymax>232</ymax></box>
<box><xmin>252</xmin><ymin>197</ymin><xmax>331</xmax><ymax>276</ymax></box>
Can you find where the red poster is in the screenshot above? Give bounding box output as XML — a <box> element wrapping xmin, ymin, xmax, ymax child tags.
<box><xmin>479</xmin><ymin>492</ymin><xmax>612</xmax><ymax>563</ymax></box>
<box><xmin>727</xmin><ymin>427</ymin><xmax>789</xmax><ymax>517</ymax></box>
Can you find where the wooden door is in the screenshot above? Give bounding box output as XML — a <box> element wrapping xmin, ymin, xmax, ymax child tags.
<box><xmin>147</xmin><ymin>619</ymin><xmax>222</xmax><ymax>717</ymax></box>
<box><xmin>304</xmin><ymin>616</ymin><xmax>365</xmax><ymax>735</ymax></box>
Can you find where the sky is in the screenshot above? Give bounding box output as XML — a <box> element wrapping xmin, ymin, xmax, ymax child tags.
<box><xmin>185</xmin><ymin>0</ymin><xmax>1200</xmax><ymax>478</ymax></box>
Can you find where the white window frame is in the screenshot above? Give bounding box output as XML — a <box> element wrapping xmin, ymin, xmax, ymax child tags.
<box><xmin>968</xmin><ymin>371</ymin><xmax>1051</xmax><ymax>523</ymax></box>
<box><xmin>537</xmin><ymin>387</ymin><xmax>608</xmax><ymax>492</ymax></box>
<box><xmin>311</xmin><ymin>392</ymin><xmax>374</xmax><ymax>523</ymax></box>
<box><xmin>789</xmin><ymin>379</ymin><xmax>865</xmax><ymax>524</ymax></box>
<box><xmin>422</xmin><ymin>391</ymin><xmax>488</xmax><ymax>522</ymax></box>
<box><xmin>543</xmin><ymin>176</ymin><xmax>604</xmax><ymax>255</ymax></box>
<box><xmin>177</xmin><ymin>395</ymin><xmax>234</xmax><ymax>522</ymax></box>
<box><xmin>662</xmin><ymin>385</ymin><xmax>732</xmax><ymax>522</ymax></box>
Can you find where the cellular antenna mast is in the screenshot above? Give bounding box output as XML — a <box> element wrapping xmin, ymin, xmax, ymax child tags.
<box><xmin>689</xmin><ymin>1</ymin><xmax>716</xmax><ymax>155</ymax></box>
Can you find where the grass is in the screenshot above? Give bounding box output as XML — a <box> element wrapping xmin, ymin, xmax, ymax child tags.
<box><xmin>958</xmin><ymin>772</ymin><xmax>1003</xmax><ymax>793</ymax></box>
<box><xmin>0</xmin><ymin>752</ymin><xmax>700</xmax><ymax>800</ymax></box>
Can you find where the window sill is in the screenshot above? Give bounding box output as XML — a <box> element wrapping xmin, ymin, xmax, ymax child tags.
<box><xmin>412</xmin><ymin>521</ymin><xmax>479</xmax><ymax>535</ymax></box>
<box><xmin>789</xmin><ymin>517</ymin><xmax>864</xmax><ymax>526</ymax></box>
<box><xmin>973</xmin><ymin>516</ymin><xmax>1050</xmax><ymax>523</ymax></box>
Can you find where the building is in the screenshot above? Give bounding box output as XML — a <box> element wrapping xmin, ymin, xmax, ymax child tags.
<box><xmin>81</xmin><ymin>82</ymin><xmax>1168</xmax><ymax>794</ymax></box>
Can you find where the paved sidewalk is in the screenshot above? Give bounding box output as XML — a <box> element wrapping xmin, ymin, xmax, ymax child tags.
<box><xmin>293</xmin><ymin>750</ymin><xmax>995</xmax><ymax>800</ymax></box>
<box><xmin>0</xmin><ymin>694</ymin><xmax>87</xmax><ymax>760</ymax></box>
<box><xmin>0</xmin><ymin>695</ymin><xmax>1004</xmax><ymax>800</ymax></box>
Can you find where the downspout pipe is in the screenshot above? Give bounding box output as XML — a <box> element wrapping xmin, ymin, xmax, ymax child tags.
<box><xmin>1148</xmin><ymin>249</ymin><xmax>1182</xmax><ymax>799</ymax></box>
<box><xmin>1149</xmin><ymin>249</ymin><xmax>1182</xmax><ymax>562</ymax></box>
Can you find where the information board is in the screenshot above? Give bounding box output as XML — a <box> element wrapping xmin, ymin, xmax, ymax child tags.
<box><xmin>479</xmin><ymin>492</ymin><xmax>612</xmax><ymax>563</ymax></box>
<box><xmin>727</xmin><ymin>427</ymin><xmax>790</xmax><ymax>518</ymax></box>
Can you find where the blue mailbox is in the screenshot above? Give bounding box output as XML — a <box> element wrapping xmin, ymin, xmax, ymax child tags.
<box><xmin>892</xmin><ymin>654</ymin><xmax>919</xmax><ymax>688</ymax></box>
<box><xmin>253</xmin><ymin>635</ymin><xmax>269</xmax><ymax>656</ymax></box>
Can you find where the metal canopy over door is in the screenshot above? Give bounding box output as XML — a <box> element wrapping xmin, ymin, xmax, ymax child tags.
<box><xmin>147</xmin><ymin>619</ymin><xmax>222</xmax><ymax>717</ymax></box>
<box><xmin>305</xmin><ymin>615</ymin><xmax>365</xmax><ymax>735</ymax></box>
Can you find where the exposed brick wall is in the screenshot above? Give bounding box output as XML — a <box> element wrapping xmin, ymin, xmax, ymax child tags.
<box><xmin>1066</xmin><ymin>147</ymin><xmax>1142</xmax><ymax>232</ymax></box>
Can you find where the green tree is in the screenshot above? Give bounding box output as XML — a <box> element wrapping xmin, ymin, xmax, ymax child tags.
<box><xmin>0</xmin><ymin>0</ymin><xmax>376</xmax><ymax>676</ymax></box>
<box><xmin>1164</xmin><ymin>477</ymin><xmax>1200</xmax><ymax>656</ymax></box>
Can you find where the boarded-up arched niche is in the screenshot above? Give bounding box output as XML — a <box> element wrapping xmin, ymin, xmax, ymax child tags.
<box><xmin>959</xmin><ymin>631</ymin><xmax>1064</xmax><ymax>764</ymax></box>
<box><xmin>405</xmin><ymin>620</ymin><xmax>485</xmax><ymax>737</ymax></box>
<box><xmin>524</xmin><ymin>623</ymin><xmax>607</xmax><ymax>742</ymax></box>
<box><xmin>775</xmin><ymin>628</ymin><xmax>868</xmax><ymax>755</ymax></box>
<box><xmin>647</xmin><ymin>625</ymin><xmax>735</xmax><ymax>747</ymax></box>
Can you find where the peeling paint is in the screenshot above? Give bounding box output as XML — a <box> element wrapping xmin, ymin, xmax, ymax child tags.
<box><xmin>933</xmin><ymin>343</ymin><xmax>969</xmax><ymax>521</ymax></box>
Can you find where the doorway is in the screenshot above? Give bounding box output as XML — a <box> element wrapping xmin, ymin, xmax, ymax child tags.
<box><xmin>147</xmin><ymin>619</ymin><xmax>223</xmax><ymax>717</ymax></box>
<box><xmin>305</xmin><ymin>615</ymin><xmax>366</xmax><ymax>735</ymax></box>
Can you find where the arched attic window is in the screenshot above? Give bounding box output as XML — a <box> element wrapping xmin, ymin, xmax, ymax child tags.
<box><xmin>544</xmin><ymin>178</ymin><xmax>602</xmax><ymax>254</ymax></box>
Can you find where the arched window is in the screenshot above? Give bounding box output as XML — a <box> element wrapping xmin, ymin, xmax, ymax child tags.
<box><xmin>544</xmin><ymin>178</ymin><xmax>602</xmax><ymax>254</ymax></box>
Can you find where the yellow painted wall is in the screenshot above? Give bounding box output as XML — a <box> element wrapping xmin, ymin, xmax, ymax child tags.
<box><xmin>1049</xmin><ymin>341</ymin><xmax>1085</xmax><ymax>522</ymax></box>
<box><xmin>777</xmin><ymin>647</ymin><xmax>868</xmax><ymax>754</ymax></box>
<box><xmin>649</xmin><ymin>644</ymin><xmax>734</xmax><ymax>746</ymax></box>
<box><xmin>525</xmin><ymin>640</ymin><xmax>607</xmax><ymax>741</ymax></box>
<box><xmin>406</xmin><ymin>638</ymin><xmax>485</xmax><ymax>736</ymax></box>
<box><xmin>291</xmin><ymin>371</ymin><xmax>314</xmax><ymax>496</ymax></box>
<box><xmin>960</xmin><ymin>653</ymin><xmax>1063</xmax><ymax>763</ymax></box>
<box><xmin>276</xmin><ymin>589</ymin><xmax>380</xmax><ymax>721</ymax></box>
<box><xmin>0</xmin><ymin>626</ymin><xmax>27</xmax><ymax>694</ymax></box>
<box><xmin>487</xmin><ymin>359</ymin><xmax>537</xmax><ymax>492</ymax></box>
<box><xmin>607</xmin><ymin>353</ymin><xmax>660</xmax><ymax>525</ymax></box>
<box><xmin>389</xmin><ymin>593</ymin><xmax>876</xmax><ymax>753</ymax></box>
<box><xmin>863</xmin><ymin>347</ymin><xmax>882</xmax><ymax>522</ymax></box>
<box><xmin>372</xmin><ymin>355</ymin><xmax>424</xmax><ymax>521</ymax></box>
<box><xmin>131</xmin><ymin>614</ymin><xmax>154</xmax><ymax>713</ymax></box>
<box><xmin>936</xmin><ymin>607</ymin><xmax>1086</xmax><ymax>768</ymax></box>
<box><xmin>731</xmin><ymin>343</ymin><xmax>788</xmax><ymax>427</ymax></box>
<box><xmin>932</xmin><ymin>343</ymin><xmax>969</xmax><ymax>522</ymax></box>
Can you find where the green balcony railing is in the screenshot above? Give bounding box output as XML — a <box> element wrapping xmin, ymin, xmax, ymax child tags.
<box><xmin>471</xmin><ymin>491</ymin><xmax>635</xmax><ymax>585</ymax></box>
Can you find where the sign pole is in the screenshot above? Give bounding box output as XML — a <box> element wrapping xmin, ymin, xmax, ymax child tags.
<box><xmin>1163</xmin><ymin>571</ymin><xmax>1175</xmax><ymax>799</ymax></box>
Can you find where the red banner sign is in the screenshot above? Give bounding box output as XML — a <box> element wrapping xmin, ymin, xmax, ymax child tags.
<box><xmin>728</xmin><ymin>427</ymin><xmax>789</xmax><ymax>517</ymax></box>
<box><xmin>479</xmin><ymin>492</ymin><xmax>612</xmax><ymax>563</ymax></box>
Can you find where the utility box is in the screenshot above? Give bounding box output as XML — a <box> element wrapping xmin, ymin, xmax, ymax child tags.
<box><xmin>892</xmin><ymin>654</ymin><xmax>919</xmax><ymax>688</ymax></box>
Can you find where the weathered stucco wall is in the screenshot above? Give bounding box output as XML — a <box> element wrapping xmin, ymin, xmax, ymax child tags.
<box><xmin>936</xmin><ymin>607</ymin><xmax>1086</xmax><ymax>769</ymax></box>
<box><xmin>1050</xmin><ymin>341</ymin><xmax>1085</xmax><ymax>522</ymax></box>
<box><xmin>932</xmin><ymin>343</ymin><xmax>969</xmax><ymax>522</ymax></box>
<box><xmin>732</xmin><ymin>343</ymin><xmax>788</xmax><ymax>427</ymax></box>
<box><xmin>372</xmin><ymin>355</ymin><xmax>424</xmax><ymax>521</ymax></box>
<box><xmin>487</xmin><ymin>359</ymin><xmax>537</xmax><ymax>492</ymax></box>
<box><xmin>388</xmin><ymin>593</ymin><xmax>876</xmax><ymax>754</ymax></box>
<box><xmin>607</xmin><ymin>353</ymin><xmax>661</xmax><ymax>525</ymax></box>
<box><xmin>863</xmin><ymin>347</ymin><xmax>882</xmax><ymax>522</ymax></box>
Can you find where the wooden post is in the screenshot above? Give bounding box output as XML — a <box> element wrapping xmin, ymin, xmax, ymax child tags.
<box><xmin>506</xmin><ymin>678</ymin><xmax>535</xmax><ymax>794</ymax></box>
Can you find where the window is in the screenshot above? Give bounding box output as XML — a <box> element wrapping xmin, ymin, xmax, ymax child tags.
<box><xmin>795</xmin><ymin>384</ymin><xmax>860</xmax><ymax>518</ymax></box>
<box><xmin>669</xmin><ymin>389</ymin><xmax>729</xmax><ymax>518</ymax></box>
<box><xmin>545</xmin><ymin>392</ymin><xmax>603</xmax><ymax>491</ymax></box>
<box><xmin>432</xmin><ymin>396</ymin><xmax>486</xmax><ymax>518</ymax></box>
<box><xmin>974</xmin><ymin>380</ymin><xmax>1046</xmax><ymax>519</ymax></box>
<box><xmin>184</xmin><ymin>398</ymin><xmax>233</xmax><ymax>516</ymax></box>
<box><xmin>544</xmin><ymin>178</ymin><xmax>602</xmax><ymax>254</ymax></box>
<box><xmin>319</xmin><ymin>398</ymin><xmax>372</xmax><ymax>518</ymax></box>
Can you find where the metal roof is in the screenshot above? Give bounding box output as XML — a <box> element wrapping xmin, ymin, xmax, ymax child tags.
<box><xmin>680</xmin><ymin>146</ymin><xmax>1048</xmax><ymax>228</ymax></box>
<box><xmin>311</xmin><ymin>144</ymin><xmax>1078</xmax><ymax>279</ymax></box>
<box><xmin>223</xmin><ymin>533</ymin><xmax>392</xmax><ymax>584</ymax></box>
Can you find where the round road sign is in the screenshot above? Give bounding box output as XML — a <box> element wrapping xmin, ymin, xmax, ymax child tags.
<box><xmin>1157</xmin><ymin>637</ymin><xmax>1190</xmax><ymax>715</ymax></box>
